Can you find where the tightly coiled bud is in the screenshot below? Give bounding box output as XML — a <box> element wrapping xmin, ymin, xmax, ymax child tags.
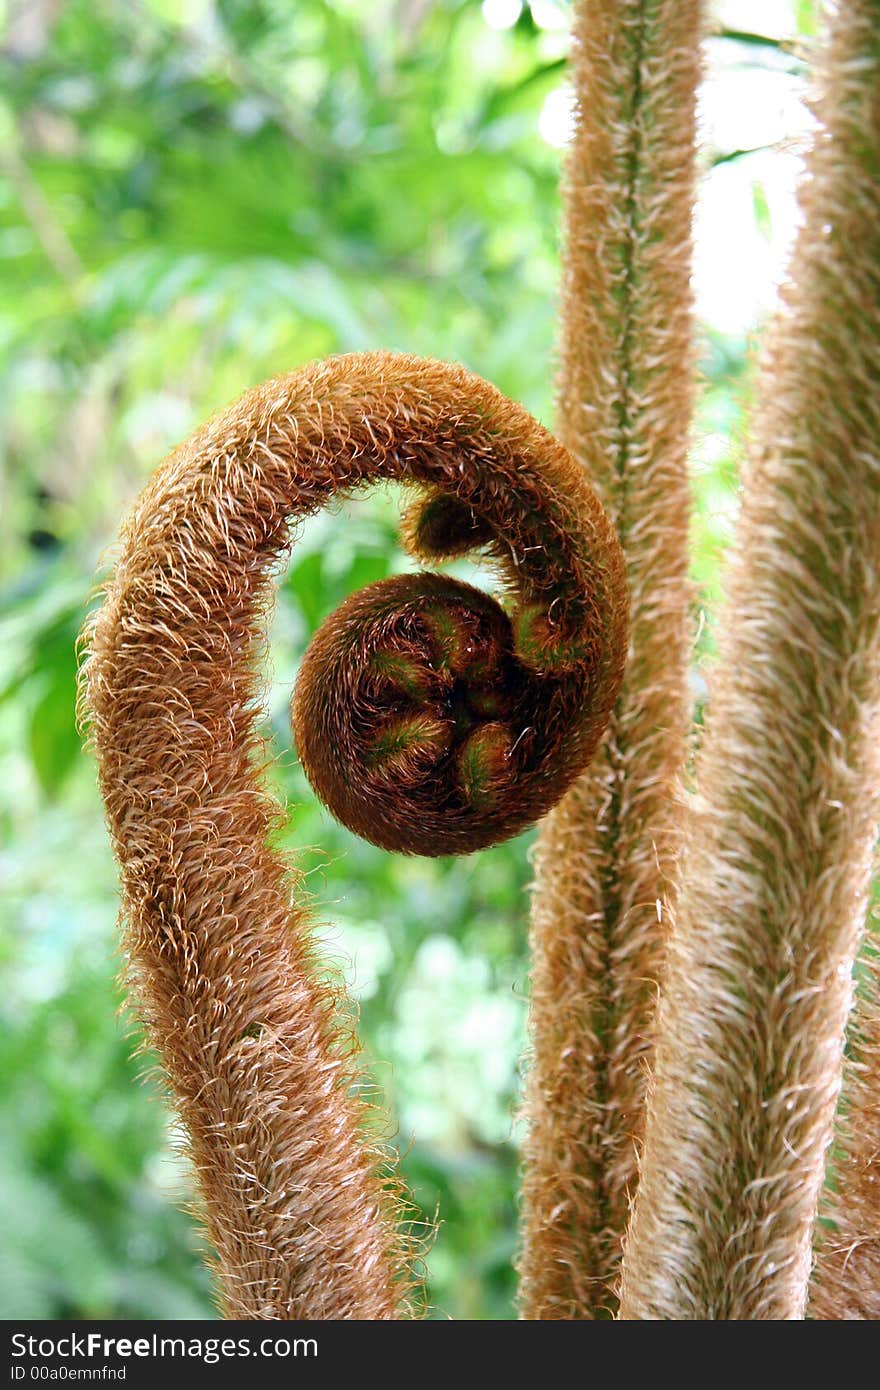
<box><xmin>293</xmin><ymin>569</ymin><xmax>597</xmax><ymax>855</ymax></box>
<box><xmin>291</xmin><ymin>440</ymin><xmax>627</xmax><ymax>853</ymax></box>
<box><xmin>281</xmin><ymin>362</ymin><xmax>628</xmax><ymax>857</ymax></box>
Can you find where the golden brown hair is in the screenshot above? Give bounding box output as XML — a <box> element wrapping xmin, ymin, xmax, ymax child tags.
<box><xmin>520</xmin><ymin>0</ymin><xmax>701</xmax><ymax>1319</ymax></box>
<box><xmin>80</xmin><ymin>351</ymin><xmax>627</xmax><ymax>1318</ymax></box>
<box><xmin>619</xmin><ymin>0</ymin><xmax>880</xmax><ymax>1320</ymax></box>
<box><xmin>805</xmin><ymin>0</ymin><xmax>880</xmax><ymax>1324</ymax></box>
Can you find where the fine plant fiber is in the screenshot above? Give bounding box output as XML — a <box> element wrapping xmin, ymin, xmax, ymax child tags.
<box><xmin>80</xmin><ymin>352</ymin><xmax>628</xmax><ymax>1320</ymax></box>
<box><xmin>811</xmin><ymin>931</ymin><xmax>880</xmax><ymax>1318</ymax></box>
<box><xmin>519</xmin><ymin>0</ymin><xmax>700</xmax><ymax>1318</ymax></box>
<box><xmin>618</xmin><ymin>0</ymin><xmax>880</xmax><ymax>1320</ymax></box>
<box><xmin>807</xmin><ymin>3</ymin><xmax>880</xmax><ymax>1320</ymax></box>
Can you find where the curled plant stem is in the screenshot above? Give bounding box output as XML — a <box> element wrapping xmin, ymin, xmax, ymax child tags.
<box><xmin>293</xmin><ymin>492</ymin><xmax>624</xmax><ymax>855</ymax></box>
<box><xmin>619</xmin><ymin>0</ymin><xmax>880</xmax><ymax>1321</ymax></box>
<box><xmin>81</xmin><ymin>351</ymin><xmax>627</xmax><ymax>1319</ymax></box>
<box><xmin>519</xmin><ymin>0</ymin><xmax>700</xmax><ymax>1319</ymax></box>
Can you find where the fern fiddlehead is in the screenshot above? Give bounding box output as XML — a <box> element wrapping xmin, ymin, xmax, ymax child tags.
<box><xmin>81</xmin><ymin>351</ymin><xmax>628</xmax><ymax>1318</ymax></box>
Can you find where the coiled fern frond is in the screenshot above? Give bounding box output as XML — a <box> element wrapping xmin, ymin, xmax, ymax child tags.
<box><xmin>80</xmin><ymin>351</ymin><xmax>628</xmax><ymax>1318</ymax></box>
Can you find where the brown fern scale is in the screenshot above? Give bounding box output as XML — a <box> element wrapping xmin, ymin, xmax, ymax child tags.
<box><xmin>81</xmin><ymin>351</ymin><xmax>628</xmax><ymax>1319</ymax></box>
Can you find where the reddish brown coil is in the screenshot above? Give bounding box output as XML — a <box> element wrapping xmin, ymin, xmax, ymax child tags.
<box><xmin>82</xmin><ymin>351</ymin><xmax>627</xmax><ymax>1317</ymax></box>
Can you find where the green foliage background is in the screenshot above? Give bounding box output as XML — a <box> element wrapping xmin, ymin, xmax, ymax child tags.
<box><xmin>0</xmin><ymin>0</ymin><xmax>814</xmax><ymax>1320</ymax></box>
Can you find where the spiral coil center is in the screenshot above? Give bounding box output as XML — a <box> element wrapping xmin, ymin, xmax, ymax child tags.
<box><xmin>293</xmin><ymin>572</ymin><xmax>546</xmax><ymax>855</ymax></box>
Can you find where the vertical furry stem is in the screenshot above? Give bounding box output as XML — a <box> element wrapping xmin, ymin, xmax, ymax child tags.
<box><xmin>519</xmin><ymin>0</ymin><xmax>700</xmax><ymax>1318</ymax></box>
<box><xmin>811</xmin><ymin>934</ymin><xmax>880</xmax><ymax>1318</ymax></box>
<box><xmin>619</xmin><ymin>0</ymin><xmax>880</xmax><ymax>1320</ymax></box>
<box><xmin>807</xmin><ymin>7</ymin><xmax>880</xmax><ymax>1320</ymax></box>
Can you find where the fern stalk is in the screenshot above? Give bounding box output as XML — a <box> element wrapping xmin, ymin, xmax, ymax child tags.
<box><xmin>619</xmin><ymin>0</ymin><xmax>880</xmax><ymax>1320</ymax></box>
<box><xmin>519</xmin><ymin>0</ymin><xmax>701</xmax><ymax>1319</ymax></box>
<box><xmin>806</xmin><ymin>0</ymin><xmax>880</xmax><ymax>1323</ymax></box>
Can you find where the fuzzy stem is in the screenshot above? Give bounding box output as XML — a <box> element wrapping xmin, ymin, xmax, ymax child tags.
<box><xmin>519</xmin><ymin>0</ymin><xmax>700</xmax><ymax>1319</ymax></box>
<box><xmin>811</xmin><ymin>937</ymin><xmax>880</xmax><ymax>1318</ymax></box>
<box><xmin>81</xmin><ymin>351</ymin><xmax>627</xmax><ymax>1320</ymax></box>
<box><xmin>619</xmin><ymin>0</ymin><xmax>880</xmax><ymax>1321</ymax></box>
<box><xmin>807</xmin><ymin>10</ymin><xmax>880</xmax><ymax>1316</ymax></box>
